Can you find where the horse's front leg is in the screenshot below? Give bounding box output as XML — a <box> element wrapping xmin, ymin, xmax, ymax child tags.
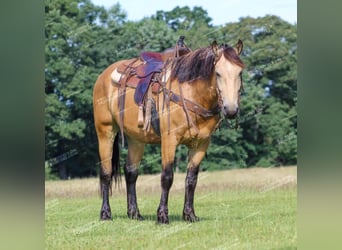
<box><xmin>157</xmin><ymin>137</ymin><xmax>177</xmax><ymax>224</ymax></box>
<box><xmin>125</xmin><ymin>138</ymin><xmax>145</xmax><ymax>220</ymax></box>
<box><xmin>183</xmin><ymin>140</ymin><xmax>210</xmax><ymax>222</ymax></box>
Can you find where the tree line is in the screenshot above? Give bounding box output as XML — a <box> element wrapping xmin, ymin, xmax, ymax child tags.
<box><xmin>45</xmin><ymin>0</ymin><xmax>297</xmax><ymax>179</ymax></box>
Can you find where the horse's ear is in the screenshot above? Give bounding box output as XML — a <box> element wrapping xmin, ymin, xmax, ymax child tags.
<box><xmin>211</xmin><ymin>40</ymin><xmax>220</xmax><ymax>57</ymax></box>
<box><xmin>235</xmin><ymin>39</ymin><xmax>243</xmax><ymax>55</ymax></box>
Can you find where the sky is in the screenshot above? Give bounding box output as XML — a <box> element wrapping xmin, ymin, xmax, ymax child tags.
<box><xmin>91</xmin><ymin>0</ymin><xmax>297</xmax><ymax>26</ymax></box>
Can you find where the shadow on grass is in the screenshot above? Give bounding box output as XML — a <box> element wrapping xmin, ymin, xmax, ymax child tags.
<box><xmin>110</xmin><ymin>213</ymin><xmax>211</xmax><ymax>223</ymax></box>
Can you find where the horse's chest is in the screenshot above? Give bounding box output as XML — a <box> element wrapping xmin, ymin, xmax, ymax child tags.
<box><xmin>181</xmin><ymin>124</ymin><xmax>215</xmax><ymax>148</ymax></box>
<box><xmin>184</xmin><ymin>136</ymin><xmax>208</xmax><ymax>148</ymax></box>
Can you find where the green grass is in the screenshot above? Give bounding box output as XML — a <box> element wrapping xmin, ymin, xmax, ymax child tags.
<box><xmin>45</xmin><ymin>167</ymin><xmax>297</xmax><ymax>249</ymax></box>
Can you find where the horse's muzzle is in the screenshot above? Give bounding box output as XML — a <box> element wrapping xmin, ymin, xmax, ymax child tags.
<box><xmin>223</xmin><ymin>105</ymin><xmax>239</xmax><ymax>119</ymax></box>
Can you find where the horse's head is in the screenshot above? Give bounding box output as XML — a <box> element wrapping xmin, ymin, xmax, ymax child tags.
<box><xmin>212</xmin><ymin>40</ymin><xmax>244</xmax><ymax>119</ymax></box>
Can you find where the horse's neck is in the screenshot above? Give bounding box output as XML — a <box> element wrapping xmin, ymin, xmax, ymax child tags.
<box><xmin>189</xmin><ymin>76</ymin><xmax>218</xmax><ymax>110</ymax></box>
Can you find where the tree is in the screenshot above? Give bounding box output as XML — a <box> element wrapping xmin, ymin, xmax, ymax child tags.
<box><xmin>118</xmin><ymin>18</ymin><xmax>177</xmax><ymax>57</ymax></box>
<box><xmin>153</xmin><ymin>6</ymin><xmax>214</xmax><ymax>49</ymax></box>
<box><xmin>45</xmin><ymin>0</ymin><xmax>126</xmax><ymax>178</ymax></box>
<box><xmin>154</xmin><ymin>6</ymin><xmax>213</xmax><ymax>31</ymax></box>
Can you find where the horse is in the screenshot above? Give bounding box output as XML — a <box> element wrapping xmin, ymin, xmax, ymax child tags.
<box><xmin>92</xmin><ymin>40</ymin><xmax>245</xmax><ymax>224</ymax></box>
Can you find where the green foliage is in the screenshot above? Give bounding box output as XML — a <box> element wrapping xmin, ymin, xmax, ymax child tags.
<box><xmin>45</xmin><ymin>0</ymin><xmax>117</xmax><ymax>178</ymax></box>
<box><xmin>153</xmin><ymin>6</ymin><xmax>214</xmax><ymax>48</ymax></box>
<box><xmin>45</xmin><ymin>1</ymin><xmax>297</xmax><ymax>179</ymax></box>
<box><xmin>154</xmin><ymin>6</ymin><xmax>213</xmax><ymax>31</ymax></box>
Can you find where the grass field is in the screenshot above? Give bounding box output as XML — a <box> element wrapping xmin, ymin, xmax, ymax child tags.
<box><xmin>45</xmin><ymin>166</ymin><xmax>297</xmax><ymax>249</ymax></box>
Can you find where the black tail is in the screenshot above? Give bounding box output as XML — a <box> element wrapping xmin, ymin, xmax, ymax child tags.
<box><xmin>112</xmin><ymin>133</ymin><xmax>121</xmax><ymax>187</ymax></box>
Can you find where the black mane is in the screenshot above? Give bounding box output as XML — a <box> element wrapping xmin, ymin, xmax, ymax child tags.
<box><xmin>169</xmin><ymin>47</ymin><xmax>216</xmax><ymax>83</ymax></box>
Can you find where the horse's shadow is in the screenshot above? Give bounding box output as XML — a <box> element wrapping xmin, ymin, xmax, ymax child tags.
<box><xmin>111</xmin><ymin>214</ymin><xmax>210</xmax><ymax>223</ymax></box>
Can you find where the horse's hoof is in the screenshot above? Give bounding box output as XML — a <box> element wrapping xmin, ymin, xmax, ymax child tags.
<box><xmin>100</xmin><ymin>210</ymin><xmax>112</xmax><ymax>221</ymax></box>
<box><xmin>136</xmin><ymin>214</ymin><xmax>144</xmax><ymax>221</ymax></box>
<box><xmin>183</xmin><ymin>212</ymin><xmax>200</xmax><ymax>223</ymax></box>
<box><xmin>157</xmin><ymin>209</ymin><xmax>169</xmax><ymax>224</ymax></box>
<box><xmin>157</xmin><ymin>215</ymin><xmax>169</xmax><ymax>224</ymax></box>
<box><xmin>128</xmin><ymin>211</ymin><xmax>144</xmax><ymax>221</ymax></box>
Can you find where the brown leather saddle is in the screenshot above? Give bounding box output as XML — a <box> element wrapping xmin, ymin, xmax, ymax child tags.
<box><xmin>115</xmin><ymin>46</ymin><xmax>190</xmax><ymax>136</ymax></box>
<box><xmin>133</xmin><ymin>52</ymin><xmax>164</xmax><ymax>105</ymax></box>
<box><xmin>117</xmin><ymin>47</ymin><xmax>190</xmax><ymax>106</ymax></box>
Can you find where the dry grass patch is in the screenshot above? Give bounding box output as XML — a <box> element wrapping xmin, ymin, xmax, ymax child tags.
<box><xmin>45</xmin><ymin>166</ymin><xmax>296</xmax><ymax>199</ymax></box>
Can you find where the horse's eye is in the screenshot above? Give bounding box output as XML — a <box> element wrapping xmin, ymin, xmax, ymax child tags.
<box><xmin>216</xmin><ymin>72</ymin><xmax>221</xmax><ymax>78</ymax></box>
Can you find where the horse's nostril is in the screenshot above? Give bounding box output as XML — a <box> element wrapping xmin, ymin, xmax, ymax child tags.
<box><xmin>223</xmin><ymin>105</ymin><xmax>239</xmax><ymax>119</ymax></box>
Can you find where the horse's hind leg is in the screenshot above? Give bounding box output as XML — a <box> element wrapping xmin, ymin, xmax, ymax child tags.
<box><xmin>125</xmin><ymin>137</ymin><xmax>145</xmax><ymax>220</ymax></box>
<box><xmin>97</xmin><ymin>125</ymin><xmax>116</xmax><ymax>220</ymax></box>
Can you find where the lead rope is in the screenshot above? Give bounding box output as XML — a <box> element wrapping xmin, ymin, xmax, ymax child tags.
<box><xmin>118</xmin><ymin>70</ymin><xmax>127</xmax><ymax>146</ymax></box>
<box><xmin>167</xmin><ymin>37</ymin><xmax>195</xmax><ymax>134</ymax></box>
<box><xmin>174</xmin><ymin>36</ymin><xmax>198</xmax><ymax>135</ymax></box>
<box><xmin>117</xmin><ymin>58</ymin><xmax>138</xmax><ymax>147</ymax></box>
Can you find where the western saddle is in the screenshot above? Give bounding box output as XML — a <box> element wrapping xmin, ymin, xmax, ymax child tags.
<box><xmin>115</xmin><ymin>36</ymin><xmax>191</xmax><ymax>136</ymax></box>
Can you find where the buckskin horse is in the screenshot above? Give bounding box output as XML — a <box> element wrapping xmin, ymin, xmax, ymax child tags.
<box><xmin>93</xmin><ymin>39</ymin><xmax>244</xmax><ymax>223</ymax></box>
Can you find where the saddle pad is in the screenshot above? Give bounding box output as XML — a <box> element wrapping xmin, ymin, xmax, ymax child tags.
<box><xmin>116</xmin><ymin>58</ymin><xmax>141</xmax><ymax>74</ymax></box>
<box><xmin>111</xmin><ymin>68</ymin><xmax>161</xmax><ymax>93</ymax></box>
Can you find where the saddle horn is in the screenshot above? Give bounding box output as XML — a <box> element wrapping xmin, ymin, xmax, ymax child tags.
<box><xmin>211</xmin><ymin>40</ymin><xmax>220</xmax><ymax>58</ymax></box>
<box><xmin>177</xmin><ymin>36</ymin><xmax>186</xmax><ymax>47</ymax></box>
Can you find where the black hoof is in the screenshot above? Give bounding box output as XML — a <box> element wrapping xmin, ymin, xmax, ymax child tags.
<box><xmin>157</xmin><ymin>208</ymin><xmax>169</xmax><ymax>224</ymax></box>
<box><xmin>100</xmin><ymin>210</ymin><xmax>112</xmax><ymax>220</ymax></box>
<box><xmin>183</xmin><ymin>213</ymin><xmax>200</xmax><ymax>222</ymax></box>
<box><xmin>157</xmin><ymin>214</ymin><xmax>169</xmax><ymax>224</ymax></box>
<box><xmin>183</xmin><ymin>209</ymin><xmax>200</xmax><ymax>222</ymax></box>
<box><xmin>128</xmin><ymin>210</ymin><xmax>144</xmax><ymax>221</ymax></box>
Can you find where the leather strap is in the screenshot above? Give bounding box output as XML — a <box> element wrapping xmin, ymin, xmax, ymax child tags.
<box><xmin>118</xmin><ymin>59</ymin><xmax>138</xmax><ymax>146</ymax></box>
<box><xmin>166</xmin><ymin>89</ymin><xmax>220</xmax><ymax>118</ymax></box>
